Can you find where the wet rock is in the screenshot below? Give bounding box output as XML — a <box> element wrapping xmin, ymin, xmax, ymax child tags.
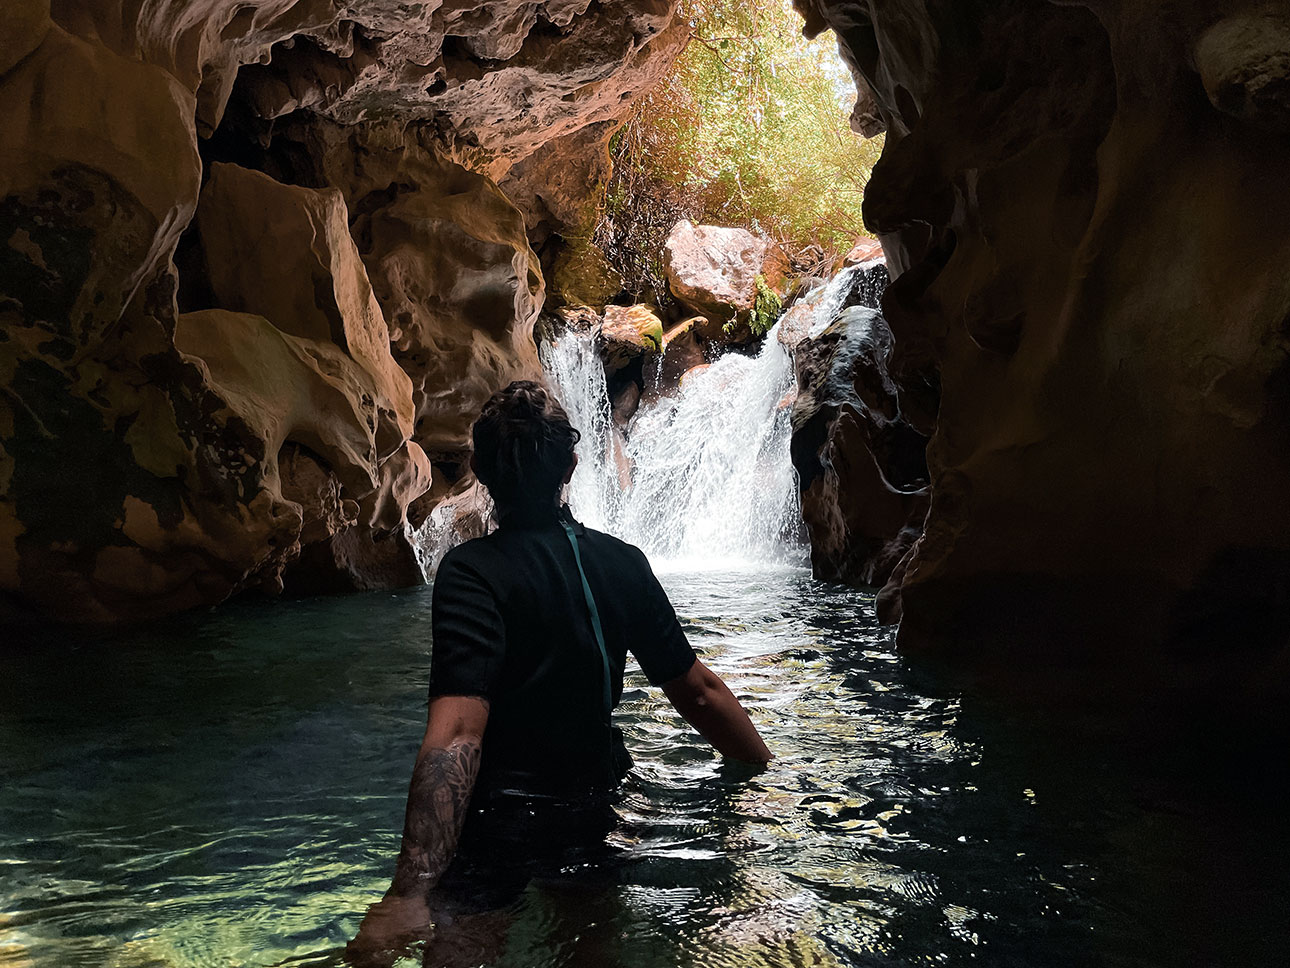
<box><xmin>805</xmin><ymin>0</ymin><xmax>1290</xmax><ymax>665</ymax></box>
<box><xmin>54</xmin><ymin>0</ymin><xmax>688</xmax><ymax>175</ymax></box>
<box><xmin>662</xmin><ymin>220</ymin><xmax>790</xmax><ymax>342</ymax></box>
<box><xmin>611</xmin><ymin>381</ymin><xmax>642</xmax><ymax>431</ymax></box>
<box><xmin>778</xmin><ymin>260</ymin><xmax>890</xmax><ymax>351</ymax></box>
<box><xmin>791</xmin><ymin>306</ymin><xmax>928</xmax><ymax>589</ymax></box>
<box><xmin>414</xmin><ymin>479</ymin><xmax>493</xmax><ymax>576</ymax></box>
<box><xmin>645</xmin><ymin>316</ymin><xmax>709</xmax><ymax>396</ymax></box>
<box><xmin>599</xmin><ymin>305</ymin><xmax>664</xmax><ymax>374</ymax></box>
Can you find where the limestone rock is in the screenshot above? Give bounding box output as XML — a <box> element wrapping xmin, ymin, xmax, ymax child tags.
<box><xmin>662</xmin><ymin>220</ymin><xmax>790</xmax><ymax>342</ymax></box>
<box><xmin>778</xmin><ymin>260</ymin><xmax>889</xmax><ymax>351</ymax></box>
<box><xmin>1</xmin><ymin>0</ymin><xmax>687</xmax><ymax>624</ymax></box>
<box><xmin>611</xmin><ymin>381</ymin><xmax>642</xmax><ymax>431</ymax></box>
<box><xmin>51</xmin><ymin>1</ymin><xmax>689</xmax><ymax>175</ymax></box>
<box><xmin>298</xmin><ymin>126</ymin><xmax>545</xmax><ymax>464</ymax></box>
<box><xmin>190</xmin><ymin>162</ymin><xmax>414</xmax><ymax>460</ymax></box>
<box><xmin>843</xmin><ymin>238</ymin><xmax>885</xmax><ymax>266</ymax></box>
<box><xmin>644</xmin><ymin>316</ymin><xmax>708</xmax><ymax>397</ymax></box>
<box><xmin>791</xmin><ymin>306</ymin><xmax>929</xmax><ymax>589</ymax></box>
<box><xmin>599</xmin><ymin>304</ymin><xmax>663</xmax><ymax>374</ymax></box>
<box><xmin>500</xmin><ymin>120</ymin><xmax>618</xmax><ymax>251</ymax></box>
<box><xmin>414</xmin><ymin>479</ymin><xmax>493</xmax><ymax>576</ymax></box>
<box><xmin>1195</xmin><ymin>12</ymin><xmax>1290</xmax><ymax>132</ymax></box>
<box><xmin>0</xmin><ymin>25</ymin><xmax>211</xmax><ymax>622</ymax></box>
<box><xmin>805</xmin><ymin>0</ymin><xmax>1290</xmax><ymax>671</ymax></box>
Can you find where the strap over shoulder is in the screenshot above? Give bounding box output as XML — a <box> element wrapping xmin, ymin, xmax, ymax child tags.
<box><xmin>559</xmin><ymin>519</ymin><xmax>614</xmax><ymax>721</ymax></box>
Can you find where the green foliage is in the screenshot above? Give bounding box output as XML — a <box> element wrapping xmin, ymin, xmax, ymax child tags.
<box><xmin>593</xmin><ymin>0</ymin><xmax>884</xmax><ymax>307</ymax></box>
<box><xmin>750</xmin><ymin>274</ymin><xmax>783</xmax><ymax>339</ymax></box>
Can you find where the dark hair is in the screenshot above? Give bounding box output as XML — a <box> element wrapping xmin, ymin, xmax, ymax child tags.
<box><xmin>472</xmin><ymin>380</ymin><xmax>580</xmax><ymax>512</ymax></box>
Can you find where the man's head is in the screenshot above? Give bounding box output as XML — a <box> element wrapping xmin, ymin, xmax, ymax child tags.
<box><xmin>471</xmin><ymin>381</ymin><xmax>580</xmax><ymax>514</ymax></box>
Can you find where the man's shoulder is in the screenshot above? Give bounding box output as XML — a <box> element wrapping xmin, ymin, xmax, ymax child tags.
<box><xmin>578</xmin><ymin>524</ymin><xmax>651</xmax><ymax>570</ymax></box>
<box><xmin>436</xmin><ymin>531</ymin><xmax>504</xmax><ymax>573</ymax></box>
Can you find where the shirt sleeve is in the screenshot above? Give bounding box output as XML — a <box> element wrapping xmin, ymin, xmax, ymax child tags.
<box><xmin>428</xmin><ymin>549</ymin><xmax>506</xmax><ymax>700</ymax></box>
<box><xmin>626</xmin><ymin>546</ymin><xmax>697</xmax><ymax>686</ymax></box>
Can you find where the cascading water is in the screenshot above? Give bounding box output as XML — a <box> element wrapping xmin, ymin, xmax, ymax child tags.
<box><xmin>536</xmin><ymin>328</ymin><xmax>626</xmax><ymax>535</ymax></box>
<box><xmin>540</xmin><ymin>324</ymin><xmax>802</xmax><ymax>568</ymax></box>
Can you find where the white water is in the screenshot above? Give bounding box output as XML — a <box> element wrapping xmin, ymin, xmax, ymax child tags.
<box><xmin>540</xmin><ymin>325</ymin><xmax>802</xmax><ymax>570</ymax></box>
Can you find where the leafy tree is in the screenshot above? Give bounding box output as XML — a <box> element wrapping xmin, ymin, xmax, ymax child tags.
<box><xmin>588</xmin><ymin>0</ymin><xmax>883</xmax><ymax>308</ymax></box>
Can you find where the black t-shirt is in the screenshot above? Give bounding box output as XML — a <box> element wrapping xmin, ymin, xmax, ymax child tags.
<box><xmin>429</xmin><ymin>507</ymin><xmax>696</xmax><ymax>799</ymax></box>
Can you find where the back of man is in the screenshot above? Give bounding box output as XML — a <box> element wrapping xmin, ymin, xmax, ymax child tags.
<box><xmin>430</xmin><ymin>512</ymin><xmax>696</xmax><ymax>800</ymax></box>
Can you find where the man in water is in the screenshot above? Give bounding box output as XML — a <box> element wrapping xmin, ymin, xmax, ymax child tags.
<box><xmin>349</xmin><ymin>381</ymin><xmax>770</xmax><ymax>963</ymax></box>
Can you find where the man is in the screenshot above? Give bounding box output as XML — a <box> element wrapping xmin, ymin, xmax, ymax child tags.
<box><xmin>350</xmin><ymin>382</ymin><xmax>770</xmax><ymax>962</ymax></box>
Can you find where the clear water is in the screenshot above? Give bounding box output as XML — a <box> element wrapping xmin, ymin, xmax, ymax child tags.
<box><xmin>3</xmin><ymin>575</ymin><xmax>1287</xmax><ymax>968</ymax></box>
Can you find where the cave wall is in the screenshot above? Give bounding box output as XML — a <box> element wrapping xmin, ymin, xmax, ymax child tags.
<box><xmin>0</xmin><ymin>0</ymin><xmax>686</xmax><ymax>622</ymax></box>
<box><xmin>804</xmin><ymin>0</ymin><xmax>1290</xmax><ymax>667</ymax></box>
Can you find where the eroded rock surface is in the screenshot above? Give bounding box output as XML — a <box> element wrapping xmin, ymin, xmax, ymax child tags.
<box><xmin>1</xmin><ymin>0</ymin><xmax>688</xmax><ymax>621</ymax></box>
<box><xmin>805</xmin><ymin>0</ymin><xmax>1290</xmax><ymax>668</ymax></box>
<box><xmin>791</xmin><ymin>302</ymin><xmax>927</xmax><ymax>596</ymax></box>
<box><xmin>600</xmin><ymin>304</ymin><xmax>663</xmax><ymax>373</ymax></box>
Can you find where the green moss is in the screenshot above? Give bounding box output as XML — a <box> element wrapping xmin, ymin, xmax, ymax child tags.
<box><xmin>750</xmin><ymin>273</ymin><xmax>783</xmax><ymax>339</ymax></box>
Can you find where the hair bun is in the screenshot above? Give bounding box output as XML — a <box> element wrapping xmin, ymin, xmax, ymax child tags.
<box><xmin>471</xmin><ymin>380</ymin><xmax>581</xmax><ymax>511</ymax></box>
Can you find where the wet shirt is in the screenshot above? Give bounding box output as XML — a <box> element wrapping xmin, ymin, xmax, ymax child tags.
<box><xmin>429</xmin><ymin>507</ymin><xmax>696</xmax><ymax>800</ymax></box>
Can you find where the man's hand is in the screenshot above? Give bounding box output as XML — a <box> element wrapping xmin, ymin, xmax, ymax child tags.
<box><xmin>662</xmin><ymin>660</ymin><xmax>772</xmax><ymax>764</ymax></box>
<box><xmin>349</xmin><ymin>696</ymin><xmax>489</xmax><ymax>963</ymax></box>
<box><xmin>347</xmin><ymin>892</ymin><xmax>433</xmax><ymax>967</ymax></box>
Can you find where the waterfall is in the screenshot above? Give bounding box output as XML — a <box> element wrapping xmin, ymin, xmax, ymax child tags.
<box><xmin>540</xmin><ymin>325</ymin><xmax>802</xmax><ymax>569</ymax></box>
<box><xmin>413</xmin><ymin>259</ymin><xmax>888</xmax><ymax>576</ymax></box>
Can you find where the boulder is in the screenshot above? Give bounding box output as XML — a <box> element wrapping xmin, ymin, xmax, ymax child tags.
<box><xmin>791</xmin><ymin>306</ymin><xmax>929</xmax><ymax>589</ymax></box>
<box><xmin>843</xmin><ymin>238</ymin><xmax>885</xmax><ymax>266</ymax></box>
<box><xmin>779</xmin><ymin>260</ymin><xmax>890</xmax><ymax>351</ymax></box>
<box><xmin>662</xmin><ymin>220</ymin><xmax>790</xmax><ymax>342</ymax></box>
<box><xmin>644</xmin><ymin>316</ymin><xmax>709</xmax><ymax>397</ymax></box>
<box><xmin>599</xmin><ymin>304</ymin><xmax>664</xmax><ymax>374</ymax></box>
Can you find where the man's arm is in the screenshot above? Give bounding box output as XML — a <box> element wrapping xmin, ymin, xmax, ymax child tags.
<box><xmin>389</xmin><ymin>694</ymin><xmax>489</xmax><ymax>895</ymax></box>
<box><xmin>349</xmin><ymin>695</ymin><xmax>489</xmax><ymax>962</ymax></box>
<box><xmin>662</xmin><ymin>659</ymin><xmax>771</xmax><ymax>765</ymax></box>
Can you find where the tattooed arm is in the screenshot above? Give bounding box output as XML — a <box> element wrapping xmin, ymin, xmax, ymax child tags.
<box><xmin>349</xmin><ymin>695</ymin><xmax>489</xmax><ymax>963</ymax></box>
<box><xmin>388</xmin><ymin>694</ymin><xmax>488</xmax><ymax>896</ymax></box>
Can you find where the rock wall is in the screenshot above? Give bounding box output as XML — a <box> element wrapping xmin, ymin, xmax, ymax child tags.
<box><xmin>0</xmin><ymin>0</ymin><xmax>686</xmax><ymax>622</ymax></box>
<box><xmin>788</xmin><ymin>261</ymin><xmax>929</xmax><ymax>619</ymax></box>
<box><xmin>804</xmin><ymin>0</ymin><xmax>1290</xmax><ymax>669</ymax></box>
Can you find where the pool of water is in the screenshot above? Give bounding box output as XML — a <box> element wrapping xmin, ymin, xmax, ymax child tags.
<box><xmin>2</xmin><ymin>569</ymin><xmax>1287</xmax><ymax>967</ymax></box>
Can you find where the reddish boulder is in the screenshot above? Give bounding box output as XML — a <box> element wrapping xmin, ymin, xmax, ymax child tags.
<box><xmin>662</xmin><ymin>220</ymin><xmax>790</xmax><ymax>342</ymax></box>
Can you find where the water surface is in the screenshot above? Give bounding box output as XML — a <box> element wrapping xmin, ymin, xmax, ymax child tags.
<box><xmin>2</xmin><ymin>570</ymin><xmax>1287</xmax><ymax>967</ymax></box>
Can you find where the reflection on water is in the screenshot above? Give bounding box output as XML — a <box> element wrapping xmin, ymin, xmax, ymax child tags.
<box><xmin>2</xmin><ymin>571</ymin><xmax>1288</xmax><ymax>967</ymax></box>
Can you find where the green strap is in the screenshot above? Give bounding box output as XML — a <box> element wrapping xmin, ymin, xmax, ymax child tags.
<box><xmin>560</xmin><ymin>519</ymin><xmax>614</xmax><ymax>721</ymax></box>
